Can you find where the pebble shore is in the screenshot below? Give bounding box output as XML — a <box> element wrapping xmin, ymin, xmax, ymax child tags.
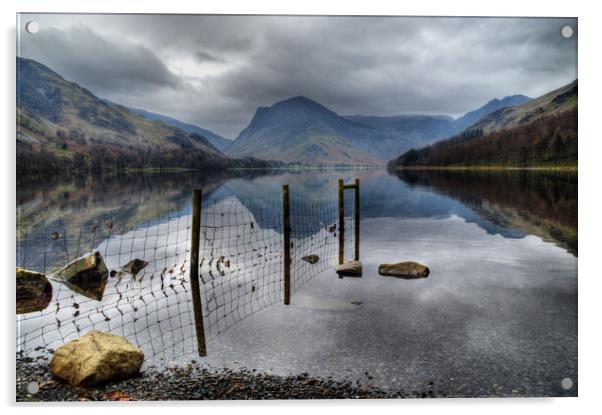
<box><xmin>17</xmin><ymin>355</ymin><xmax>445</xmax><ymax>401</ymax></box>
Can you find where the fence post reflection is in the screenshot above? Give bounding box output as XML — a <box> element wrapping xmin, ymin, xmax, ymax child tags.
<box><xmin>190</xmin><ymin>189</ymin><xmax>207</xmax><ymax>356</ymax></box>
<box><xmin>283</xmin><ymin>184</ymin><xmax>291</xmax><ymax>305</ymax></box>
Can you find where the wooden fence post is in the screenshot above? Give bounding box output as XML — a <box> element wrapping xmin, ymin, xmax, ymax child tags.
<box><xmin>338</xmin><ymin>179</ymin><xmax>345</xmax><ymax>265</ymax></box>
<box><xmin>283</xmin><ymin>185</ymin><xmax>291</xmax><ymax>305</ymax></box>
<box><xmin>354</xmin><ymin>178</ymin><xmax>360</xmax><ymax>261</ymax></box>
<box><xmin>190</xmin><ymin>189</ymin><xmax>207</xmax><ymax>356</ymax></box>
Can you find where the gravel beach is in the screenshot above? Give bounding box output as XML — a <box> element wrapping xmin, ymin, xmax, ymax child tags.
<box><xmin>17</xmin><ymin>355</ymin><xmax>445</xmax><ymax>401</ymax></box>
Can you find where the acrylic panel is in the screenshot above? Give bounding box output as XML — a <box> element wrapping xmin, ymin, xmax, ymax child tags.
<box><xmin>16</xmin><ymin>14</ymin><xmax>577</xmax><ymax>401</ymax></box>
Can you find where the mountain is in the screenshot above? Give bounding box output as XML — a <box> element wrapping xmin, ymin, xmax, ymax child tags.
<box><xmin>122</xmin><ymin>106</ymin><xmax>232</xmax><ymax>152</ymax></box>
<box><xmin>389</xmin><ymin>80</ymin><xmax>577</xmax><ymax>168</ymax></box>
<box><xmin>225</xmin><ymin>96</ymin><xmax>382</xmax><ymax>165</ymax></box>
<box><xmin>464</xmin><ymin>80</ymin><xmax>576</xmax><ymax>135</ymax></box>
<box><xmin>225</xmin><ymin>93</ymin><xmax>532</xmax><ymax>165</ymax></box>
<box><xmin>16</xmin><ymin>57</ymin><xmax>273</xmax><ymax>173</ymax></box>
<box><xmin>342</xmin><ymin>114</ymin><xmax>456</xmax><ymax>159</ymax></box>
<box><xmin>452</xmin><ymin>95</ymin><xmax>531</xmax><ymax>132</ymax></box>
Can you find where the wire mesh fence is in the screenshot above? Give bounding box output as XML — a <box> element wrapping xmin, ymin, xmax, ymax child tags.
<box><xmin>16</xmin><ymin>180</ymin><xmax>359</xmax><ymax>363</ymax></box>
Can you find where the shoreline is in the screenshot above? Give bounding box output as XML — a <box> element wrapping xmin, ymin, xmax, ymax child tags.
<box><xmin>16</xmin><ymin>356</ymin><xmax>421</xmax><ymax>401</ymax></box>
<box><xmin>390</xmin><ymin>165</ymin><xmax>577</xmax><ymax>172</ymax></box>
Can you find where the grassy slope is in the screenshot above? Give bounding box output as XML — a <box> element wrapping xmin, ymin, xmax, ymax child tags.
<box><xmin>17</xmin><ymin>58</ymin><xmax>233</xmax><ymax>173</ymax></box>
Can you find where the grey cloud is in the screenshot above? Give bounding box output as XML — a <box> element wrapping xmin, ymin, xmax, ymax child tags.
<box><xmin>195</xmin><ymin>50</ymin><xmax>226</xmax><ymax>63</ymax></box>
<box><xmin>19</xmin><ymin>14</ymin><xmax>577</xmax><ymax>137</ymax></box>
<box><xmin>20</xmin><ymin>24</ymin><xmax>181</xmax><ymax>94</ymax></box>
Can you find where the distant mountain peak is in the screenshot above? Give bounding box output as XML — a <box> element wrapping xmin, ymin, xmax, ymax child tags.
<box><xmin>453</xmin><ymin>94</ymin><xmax>531</xmax><ymax>131</ymax></box>
<box><xmin>271</xmin><ymin>95</ymin><xmax>330</xmax><ymax>111</ymax></box>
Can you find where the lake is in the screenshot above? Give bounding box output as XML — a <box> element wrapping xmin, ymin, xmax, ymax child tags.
<box><xmin>16</xmin><ymin>168</ymin><xmax>577</xmax><ymax>397</ymax></box>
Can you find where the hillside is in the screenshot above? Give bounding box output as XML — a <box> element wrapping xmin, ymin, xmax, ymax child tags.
<box><xmin>464</xmin><ymin>80</ymin><xmax>576</xmax><ymax>135</ymax></box>
<box><xmin>452</xmin><ymin>95</ymin><xmax>531</xmax><ymax>132</ymax></box>
<box><xmin>390</xmin><ymin>80</ymin><xmax>577</xmax><ymax>168</ymax></box>
<box><xmin>123</xmin><ymin>106</ymin><xmax>232</xmax><ymax>152</ymax></box>
<box><xmin>16</xmin><ymin>57</ymin><xmax>269</xmax><ymax>174</ymax></box>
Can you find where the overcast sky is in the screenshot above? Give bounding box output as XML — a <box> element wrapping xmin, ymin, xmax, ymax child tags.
<box><xmin>18</xmin><ymin>14</ymin><xmax>577</xmax><ymax>138</ymax></box>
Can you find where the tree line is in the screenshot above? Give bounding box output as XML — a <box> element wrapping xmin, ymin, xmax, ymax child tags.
<box><xmin>391</xmin><ymin>108</ymin><xmax>577</xmax><ymax>168</ymax></box>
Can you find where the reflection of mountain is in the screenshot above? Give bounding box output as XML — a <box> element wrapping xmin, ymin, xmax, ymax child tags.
<box><xmin>393</xmin><ymin>169</ymin><xmax>577</xmax><ymax>255</ymax></box>
<box><xmin>217</xmin><ymin>171</ymin><xmax>360</xmax><ymax>236</ymax></box>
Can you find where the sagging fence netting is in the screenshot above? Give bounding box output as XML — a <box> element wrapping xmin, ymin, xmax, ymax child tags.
<box><xmin>16</xmin><ymin>181</ymin><xmax>359</xmax><ymax>363</ymax></box>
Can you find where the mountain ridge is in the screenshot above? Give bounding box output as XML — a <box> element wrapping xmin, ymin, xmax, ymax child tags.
<box><xmin>120</xmin><ymin>105</ymin><xmax>233</xmax><ymax>152</ymax></box>
<box><xmin>16</xmin><ymin>57</ymin><xmax>275</xmax><ymax>173</ymax></box>
<box><xmin>389</xmin><ymin>80</ymin><xmax>577</xmax><ymax>168</ymax></box>
<box><xmin>225</xmin><ymin>93</ymin><xmax>533</xmax><ymax>164</ymax></box>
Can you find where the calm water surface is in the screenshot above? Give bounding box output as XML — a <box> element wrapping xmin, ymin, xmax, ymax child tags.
<box><xmin>16</xmin><ymin>168</ymin><xmax>577</xmax><ymax>397</ymax></box>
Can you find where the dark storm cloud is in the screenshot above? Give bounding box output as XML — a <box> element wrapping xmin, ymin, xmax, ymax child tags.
<box><xmin>19</xmin><ymin>15</ymin><xmax>577</xmax><ymax>138</ymax></box>
<box><xmin>20</xmin><ymin>24</ymin><xmax>181</xmax><ymax>93</ymax></box>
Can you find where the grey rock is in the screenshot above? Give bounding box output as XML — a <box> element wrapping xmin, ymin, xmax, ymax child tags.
<box><xmin>122</xmin><ymin>258</ymin><xmax>148</xmax><ymax>276</ymax></box>
<box><xmin>302</xmin><ymin>255</ymin><xmax>319</xmax><ymax>264</ymax></box>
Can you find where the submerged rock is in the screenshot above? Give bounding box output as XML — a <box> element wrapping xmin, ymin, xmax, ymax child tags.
<box><xmin>16</xmin><ymin>267</ymin><xmax>53</xmax><ymax>314</ymax></box>
<box><xmin>50</xmin><ymin>330</ymin><xmax>144</xmax><ymax>386</ymax></box>
<box><xmin>302</xmin><ymin>255</ymin><xmax>319</xmax><ymax>264</ymax></box>
<box><xmin>378</xmin><ymin>261</ymin><xmax>430</xmax><ymax>279</ymax></box>
<box><xmin>50</xmin><ymin>251</ymin><xmax>109</xmax><ymax>300</ymax></box>
<box><xmin>335</xmin><ymin>260</ymin><xmax>362</xmax><ymax>277</ymax></box>
<box><xmin>122</xmin><ymin>258</ymin><xmax>148</xmax><ymax>276</ymax></box>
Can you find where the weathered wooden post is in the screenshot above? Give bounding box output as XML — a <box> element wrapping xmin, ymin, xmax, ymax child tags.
<box><xmin>190</xmin><ymin>189</ymin><xmax>207</xmax><ymax>356</ymax></box>
<box><xmin>283</xmin><ymin>184</ymin><xmax>291</xmax><ymax>305</ymax></box>
<box><xmin>354</xmin><ymin>178</ymin><xmax>360</xmax><ymax>261</ymax></box>
<box><xmin>338</xmin><ymin>179</ymin><xmax>345</xmax><ymax>265</ymax></box>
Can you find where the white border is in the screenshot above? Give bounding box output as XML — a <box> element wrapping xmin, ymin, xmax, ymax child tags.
<box><xmin>2</xmin><ymin>1</ymin><xmax>600</xmax><ymax>414</ymax></box>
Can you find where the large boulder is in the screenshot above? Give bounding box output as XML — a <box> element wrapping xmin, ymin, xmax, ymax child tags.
<box><xmin>335</xmin><ymin>260</ymin><xmax>362</xmax><ymax>277</ymax></box>
<box><xmin>50</xmin><ymin>330</ymin><xmax>144</xmax><ymax>386</ymax></box>
<box><xmin>378</xmin><ymin>261</ymin><xmax>430</xmax><ymax>279</ymax></box>
<box><xmin>16</xmin><ymin>267</ymin><xmax>53</xmax><ymax>314</ymax></box>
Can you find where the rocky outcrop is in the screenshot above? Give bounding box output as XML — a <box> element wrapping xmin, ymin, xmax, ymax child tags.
<box><xmin>50</xmin><ymin>330</ymin><xmax>144</xmax><ymax>386</ymax></box>
<box><xmin>335</xmin><ymin>260</ymin><xmax>362</xmax><ymax>277</ymax></box>
<box><xmin>302</xmin><ymin>255</ymin><xmax>319</xmax><ymax>264</ymax></box>
<box><xmin>378</xmin><ymin>261</ymin><xmax>430</xmax><ymax>279</ymax></box>
<box><xmin>16</xmin><ymin>267</ymin><xmax>53</xmax><ymax>314</ymax></box>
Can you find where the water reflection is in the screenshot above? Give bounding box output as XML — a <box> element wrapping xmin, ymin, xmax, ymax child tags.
<box><xmin>16</xmin><ymin>168</ymin><xmax>577</xmax><ymax>395</ymax></box>
<box><xmin>17</xmin><ymin>168</ymin><xmax>578</xmax><ymax>276</ymax></box>
<box><xmin>392</xmin><ymin>169</ymin><xmax>577</xmax><ymax>255</ymax></box>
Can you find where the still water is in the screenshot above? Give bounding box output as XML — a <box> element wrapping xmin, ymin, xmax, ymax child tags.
<box><xmin>16</xmin><ymin>168</ymin><xmax>577</xmax><ymax>397</ymax></box>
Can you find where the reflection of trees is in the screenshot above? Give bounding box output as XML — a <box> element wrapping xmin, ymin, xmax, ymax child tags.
<box><xmin>395</xmin><ymin>169</ymin><xmax>577</xmax><ymax>255</ymax></box>
<box><xmin>16</xmin><ymin>170</ymin><xmax>273</xmax><ymax>272</ymax></box>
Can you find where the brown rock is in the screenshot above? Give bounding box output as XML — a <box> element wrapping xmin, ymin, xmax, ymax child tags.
<box><xmin>16</xmin><ymin>267</ymin><xmax>53</xmax><ymax>314</ymax></box>
<box><xmin>335</xmin><ymin>260</ymin><xmax>362</xmax><ymax>277</ymax></box>
<box><xmin>378</xmin><ymin>261</ymin><xmax>430</xmax><ymax>279</ymax></box>
<box><xmin>51</xmin><ymin>251</ymin><xmax>109</xmax><ymax>300</ymax></box>
<box><xmin>50</xmin><ymin>330</ymin><xmax>144</xmax><ymax>386</ymax></box>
